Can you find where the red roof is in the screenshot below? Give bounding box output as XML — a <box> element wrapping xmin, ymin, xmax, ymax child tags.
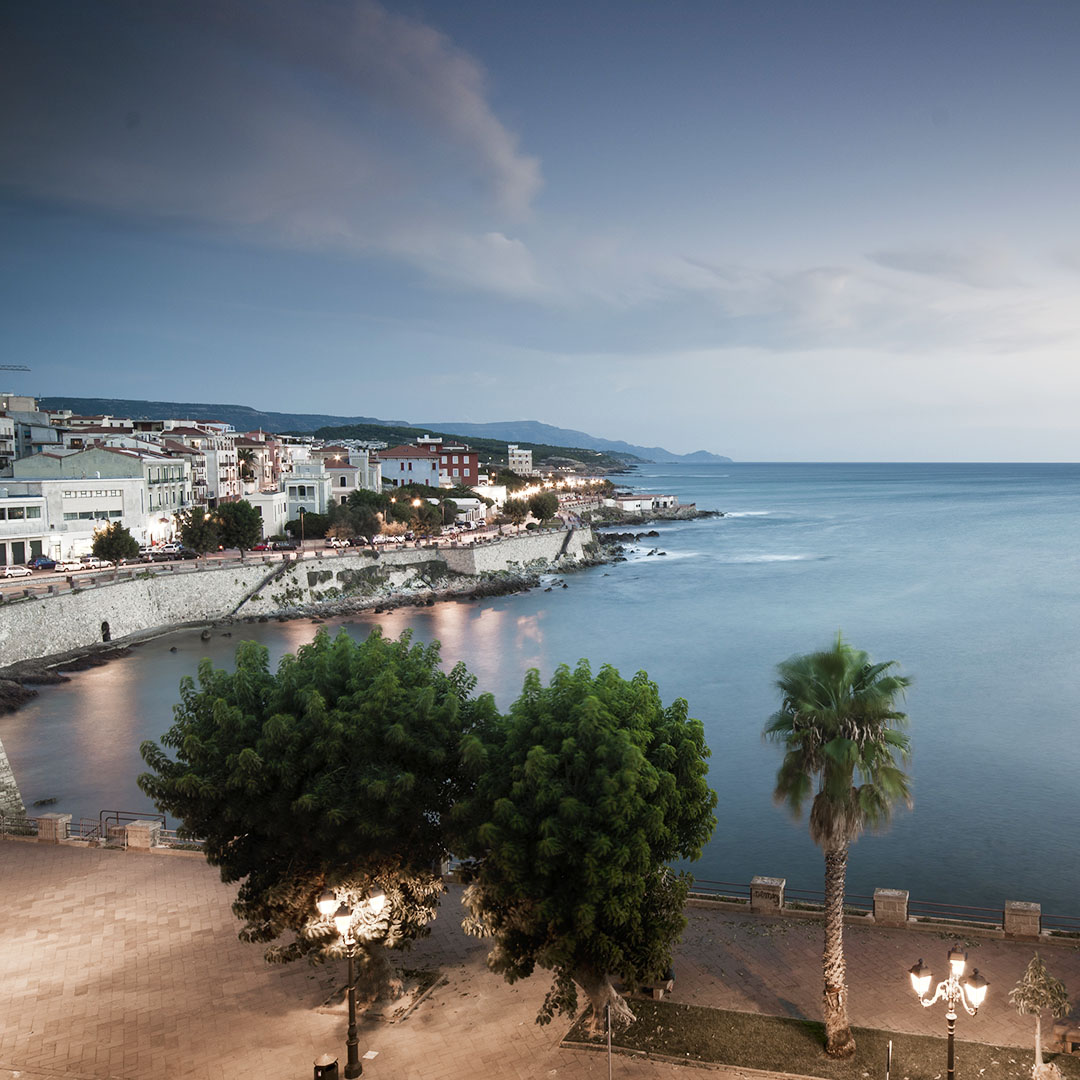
<box><xmin>380</xmin><ymin>445</ymin><xmax>441</xmax><ymax>459</ymax></box>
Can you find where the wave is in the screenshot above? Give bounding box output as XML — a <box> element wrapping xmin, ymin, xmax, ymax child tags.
<box><xmin>723</xmin><ymin>510</ymin><xmax>773</xmax><ymax>517</ymax></box>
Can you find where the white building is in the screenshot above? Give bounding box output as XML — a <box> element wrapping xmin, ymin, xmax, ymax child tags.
<box><xmin>0</xmin><ymin>415</ymin><xmax>14</xmax><ymax>470</ymax></box>
<box><xmin>0</xmin><ymin>487</ymin><xmax>48</xmax><ymax>567</ymax></box>
<box><xmin>246</xmin><ymin>489</ymin><xmax>291</xmax><ymax>540</ymax></box>
<box><xmin>378</xmin><ymin>445</ymin><xmax>441</xmax><ymax>489</ymax></box>
<box><xmin>606</xmin><ymin>493</ymin><xmax>679</xmax><ymax>513</ymax></box>
<box><xmin>284</xmin><ymin>463</ymin><xmax>333</xmax><ymax>520</ymax></box>
<box><xmin>507</xmin><ymin>444</ymin><xmax>535</xmax><ymax>476</ymax></box>
<box><xmin>162</xmin><ymin>426</ymin><xmax>240</xmax><ymax>507</ymax></box>
<box><xmin>11</xmin><ymin>446</ymin><xmax>192</xmax><ymax>553</ymax></box>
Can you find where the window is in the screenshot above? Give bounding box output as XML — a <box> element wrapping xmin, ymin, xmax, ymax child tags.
<box><xmin>339</xmin><ymin>476</ymin><xmax>347</xmax><ymax>487</ymax></box>
<box><xmin>453</xmin><ymin>468</ymin><xmax>459</xmax><ymax>477</ymax></box>
<box><xmin>452</xmin><ymin>455</ymin><xmax>459</xmax><ymax>464</ymax></box>
<box><xmin>7</xmin><ymin>506</ymin><xmax>25</xmax><ymax>520</ymax></box>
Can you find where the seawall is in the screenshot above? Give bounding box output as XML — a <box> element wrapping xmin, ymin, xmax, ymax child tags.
<box><xmin>0</xmin><ymin>528</ymin><xmax>596</xmax><ymax>669</ymax></box>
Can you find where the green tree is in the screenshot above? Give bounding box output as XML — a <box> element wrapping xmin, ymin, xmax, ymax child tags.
<box><xmin>528</xmin><ymin>491</ymin><xmax>559</xmax><ymax>522</ymax></box>
<box><xmin>347</xmin><ymin>489</ymin><xmax>391</xmax><ymax>513</ymax></box>
<box><xmin>496</xmin><ymin>468</ymin><xmax>528</xmax><ymax>491</ymax></box>
<box><xmin>138</xmin><ymin>628</ymin><xmax>500</xmax><ymax>992</ymax></box>
<box><xmin>763</xmin><ymin>635</ymin><xmax>912</xmax><ymax>1058</ymax></box>
<box><xmin>214</xmin><ymin>500</ymin><xmax>263</xmax><ymax>556</ymax></box>
<box><xmin>1010</xmin><ymin>953</ymin><xmax>1070</xmax><ymax>1072</ymax></box>
<box><xmin>453</xmin><ymin>661</ymin><xmax>716</xmax><ymax>1034</ymax></box>
<box><xmin>288</xmin><ymin>511</ymin><xmax>330</xmax><ymax>541</ymax></box>
<box><xmin>503</xmin><ymin>498</ymin><xmax>528</xmax><ymax>528</ymax></box>
<box><xmin>91</xmin><ymin>522</ymin><xmax>140</xmax><ymax>563</ymax></box>
<box><xmin>178</xmin><ymin>506</ymin><xmax>220</xmax><ymax>556</ymax></box>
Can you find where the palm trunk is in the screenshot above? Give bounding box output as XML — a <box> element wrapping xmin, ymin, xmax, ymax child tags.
<box><xmin>575</xmin><ymin>966</ymin><xmax>636</xmax><ymax>1037</ymax></box>
<box><xmin>822</xmin><ymin>844</ymin><xmax>856</xmax><ymax>1058</ymax></box>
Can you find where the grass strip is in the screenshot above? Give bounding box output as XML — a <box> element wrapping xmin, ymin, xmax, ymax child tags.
<box><xmin>564</xmin><ymin>1001</ymin><xmax>1080</xmax><ymax>1080</ymax></box>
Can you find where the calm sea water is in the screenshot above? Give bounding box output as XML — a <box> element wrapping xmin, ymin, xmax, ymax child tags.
<box><xmin>3</xmin><ymin>463</ymin><xmax>1078</xmax><ymax>911</ymax></box>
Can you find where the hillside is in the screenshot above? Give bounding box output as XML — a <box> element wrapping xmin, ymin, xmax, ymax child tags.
<box><xmin>36</xmin><ymin>398</ymin><xmax>730</xmax><ymax>464</ymax></box>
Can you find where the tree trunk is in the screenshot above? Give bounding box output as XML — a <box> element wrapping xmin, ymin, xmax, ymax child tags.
<box><xmin>575</xmin><ymin>967</ymin><xmax>636</xmax><ymax>1037</ymax></box>
<box><xmin>822</xmin><ymin>844</ymin><xmax>856</xmax><ymax>1058</ymax></box>
<box><xmin>1035</xmin><ymin>1012</ymin><xmax>1043</xmax><ymax>1067</ymax></box>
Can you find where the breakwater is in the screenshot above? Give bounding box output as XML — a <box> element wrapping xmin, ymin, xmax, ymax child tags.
<box><xmin>0</xmin><ymin>528</ymin><xmax>595</xmax><ymax>670</ymax></box>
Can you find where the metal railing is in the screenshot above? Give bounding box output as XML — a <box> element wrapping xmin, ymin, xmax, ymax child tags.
<box><xmin>686</xmin><ymin>878</ymin><xmax>752</xmax><ymax>903</ymax></box>
<box><xmin>0</xmin><ymin>812</ymin><xmax>37</xmax><ymax>838</ymax></box>
<box><xmin>1043</xmin><ymin>912</ymin><xmax>1080</xmax><ymax>938</ymax></box>
<box><xmin>907</xmin><ymin>898</ymin><xmax>1003</xmax><ymax>929</ymax></box>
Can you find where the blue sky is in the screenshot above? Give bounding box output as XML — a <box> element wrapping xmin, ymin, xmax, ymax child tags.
<box><xmin>2</xmin><ymin>0</ymin><xmax>1079</xmax><ymax>460</ymax></box>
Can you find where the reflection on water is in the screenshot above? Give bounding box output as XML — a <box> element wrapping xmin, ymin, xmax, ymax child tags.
<box><xmin>5</xmin><ymin>463</ymin><xmax>1080</xmax><ymax>913</ymax></box>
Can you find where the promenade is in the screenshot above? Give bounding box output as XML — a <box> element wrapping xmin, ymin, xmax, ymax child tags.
<box><xmin>2</xmin><ymin>839</ymin><xmax>1077</xmax><ymax>1080</ymax></box>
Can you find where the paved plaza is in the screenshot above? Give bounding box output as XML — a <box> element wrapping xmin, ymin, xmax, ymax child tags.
<box><xmin>2</xmin><ymin>838</ymin><xmax>1078</xmax><ymax>1080</ymax></box>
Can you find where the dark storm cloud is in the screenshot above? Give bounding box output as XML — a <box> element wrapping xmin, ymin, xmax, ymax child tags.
<box><xmin>0</xmin><ymin>0</ymin><xmax>541</xmax><ymax>237</ymax></box>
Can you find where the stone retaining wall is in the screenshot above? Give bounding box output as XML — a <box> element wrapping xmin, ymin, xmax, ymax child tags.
<box><xmin>0</xmin><ymin>529</ymin><xmax>594</xmax><ymax>669</ymax></box>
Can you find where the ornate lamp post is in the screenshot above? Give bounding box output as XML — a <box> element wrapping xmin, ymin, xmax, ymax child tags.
<box><xmin>909</xmin><ymin>944</ymin><xmax>989</xmax><ymax>1080</ymax></box>
<box><xmin>317</xmin><ymin>886</ymin><xmax>387</xmax><ymax>1079</ymax></box>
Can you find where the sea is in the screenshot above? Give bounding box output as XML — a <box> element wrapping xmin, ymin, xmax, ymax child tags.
<box><xmin>3</xmin><ymin>462</ymin><xmax>1078</xmax><ymax>913</ymax></box>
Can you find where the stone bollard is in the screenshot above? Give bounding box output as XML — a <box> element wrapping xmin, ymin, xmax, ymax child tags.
<box><xmin>125</xmin><ymin>820</ymin><xmax>162</xmax><ymax>849</ymax></box>
<box><xmin>36</xmin><ymin>812</ymin><xmax>72</xmax><ymax>843</ymax></box>
<box><xmin>873</xmin><ymin>888</ymin><xmax>910</xmax><ymax>926</ymax></box>
<box><xmin>750</xmin><ymin>875</ymin><xmax>786</xmax><ymax>913</ymax></box>
<box><xmin>1004</xmin><ymin>900</ymin><xmax>1041</xmax><ymax>938</ymax></box>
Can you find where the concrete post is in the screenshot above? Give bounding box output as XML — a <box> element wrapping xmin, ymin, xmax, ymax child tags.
<box><xmin>873</xmin><ymin>888</ymin><xmax>910</xmax><ymax>926</ymax></box>
<box><xmin>1004</xmin><ymin>901</ymin><xmax>1041</xmax><ymax>938</ymax></box>
<box><xmin>750</xmin><ymin>876</ymin><xmax>786</xmax><ymax>913</ymax></box>
<box><xmin>36</xmin><ymin>812</ymin><xmax>72</xmax><ymax>843</ymax></box>
<box><xmin>124</xmin><ymin>820</ymin><xmax>162</xmax><ymax>849</ymax></box>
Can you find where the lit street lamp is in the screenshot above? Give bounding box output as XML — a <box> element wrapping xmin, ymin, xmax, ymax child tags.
<box><xmin>317</xmin><ymin>886</ymin><xmax>388</xmax><ymax>1079</ymax></box>
<box><xmin>909</xmin><ymin>944</ymin><xmax>989</xmax><ymax>1080</ymax></box>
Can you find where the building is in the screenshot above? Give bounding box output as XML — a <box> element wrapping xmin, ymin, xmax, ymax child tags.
<box><xmin>378</xmin><ymin>445</ymin><xmax>442</xmax><ymax>489</ymax></box>
<box><xmin>284</xmin><ymin>463</ymin><xmax>333</xmax><ymax>520</ymax></box>
<box><xmin>245</xmin><ymin>489</ymin><xmax>291</xmax><ymax>540</ymax></box>
<box><xmin>606</xmin><ymin>493</ymin><xmax>679</xmax><ymax>513</ymax></box>
<box><xmin>161</xmin><ymin>426</ymin><xmax>240</xmax><ymax>507</ymax></box>
<box><xmin>507</xmin><ymin>444</ymin><xmax>535</xmax><ymax>476</ymax></box>
<box><xmin>0</xmin><ymin>415</ymin><xmax>14</xmax><ymax>471</ymax></box>
<box><xmin>10</xmin><ymin>446</ymin><xmax>192</xmax><ymax>553</ymax></box>
<box><xmin>399</xmin><ymin>437</ymin><xmax>480</xmax><ymax>487</ymax></box>
<box><xmin>0</xmin><ymin>487</ymin><xmax>48</xmax><ymax>568</ymax></box>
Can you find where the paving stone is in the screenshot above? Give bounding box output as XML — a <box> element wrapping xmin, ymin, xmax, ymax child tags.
<box><xmin>3</xmin><ymin>839</ymin><xmax>1079</xmax><ymax>1080</ymax></box>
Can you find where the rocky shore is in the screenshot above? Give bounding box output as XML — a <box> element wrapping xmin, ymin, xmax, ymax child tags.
<box><xmin>0</xmin><ymin>538</ymin><xmax>621</xmax><ymax>714</ymax></box>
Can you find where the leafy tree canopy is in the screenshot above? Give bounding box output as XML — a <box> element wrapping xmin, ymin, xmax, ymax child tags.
<box><xmin>92</xmin><ymin>521</ymin><xmax>140</xmax><ymax>563</ymax></box>
<box><xmin>214</xmin><ymin>499</ymin><xmax>263</xmax><ymax>552</ymax></box>
<box><xmin>528</xmin><ymin>491</ymin><xmax>559</xmax><ymax>521</ymax></box>
<box><xmin>503</xmin><ymin>498</ymin><xmax>529</xmax><ymax>525</ymax></box>
<box><xmin>496</xmin><ymin>468</ymin><xmax>529</xmax><ymax>491</ymax></box>
<box><xmin>1010</xmin><ymin>952</ymin><xmax>1070</xmax><ymax>1069</ymax></box>
<box><xmin>453</xmin><ymin>661</ymin><xmax>716</xmax><ymax>1033</ymax></box>
<box><xmin>138</xmin><ymin>628</ymin><xmax>500</xmax><ymax>982</ymax></box>
<box><xmin>178</xmin><ymin>506</ymin><xmax>220</xmax><ymax>555</ymax></box>
<box><xmin>287</xmin><ymin>511</ymin><xmax>330</xmax><ymax>540</ymax></box>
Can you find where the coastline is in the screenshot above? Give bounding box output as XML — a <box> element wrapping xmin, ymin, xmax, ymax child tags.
<box><xmin>0</xmin><ymin>533</ymin><xmax>622</xmax><ymax>712</ymax></box>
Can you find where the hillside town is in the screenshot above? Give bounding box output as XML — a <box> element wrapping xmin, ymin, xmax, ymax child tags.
<box><xmin>0</xmin><ymin>393</ymin><xmax>681</xmax><ymax>571</ymax></box>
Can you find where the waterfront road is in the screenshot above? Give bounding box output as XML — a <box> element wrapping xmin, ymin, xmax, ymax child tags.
<box><xmin>2</xmin><ymin>839</ymin><xmax>1077</xmax><ymax>1080</ymax></box>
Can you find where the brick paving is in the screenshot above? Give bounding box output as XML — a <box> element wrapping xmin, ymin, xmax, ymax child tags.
<box><xmin>2</xmin><ymin>838</ymin><xmax>1078</xmax><ymax>1080</ymax></box>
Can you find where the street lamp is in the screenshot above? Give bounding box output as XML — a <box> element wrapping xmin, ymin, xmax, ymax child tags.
<box><xmin>316</xmin><ymin>886</ymin><xmax>387</xmax><ymax>1079</ymax></box>
<box><xmin>909</xmin><ymin>945</ymin><xmax>989</xmax><ymax>1080</ymax></box>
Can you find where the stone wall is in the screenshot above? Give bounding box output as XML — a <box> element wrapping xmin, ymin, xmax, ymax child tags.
<box><xmin>0</xmin><ymin>529</ymin><xmax>594</xmax><ymax>669</ymax></box>
<box><xmin>0</xmin><ymin>736</ymin><xmax>26</xmax><ymax>819</ymax></box>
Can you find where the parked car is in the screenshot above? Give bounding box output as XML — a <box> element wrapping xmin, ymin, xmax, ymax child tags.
<box><xmin>252</xmin><ymin>541</ymin><xmax>272</xmax><ymax>551</ymax></box>
<box><xmin>1</xmin><ymin>564</ymin><xmax>32</xmax><ymax>578</ymax></box>
<box><xmin>326</xmin><ymin>537</ymin><xmax>349</xmax><ymax>548</ymax></box>
<box><xmin>27</xmin><ymin>556</ymin><xmax>57</xmax><ymax>571</ymax></box>
<box><xmin>79</xmin><ymin>556</ymin><xmax>113</xmax><ymax>571</ymax></box>
<box><xmin>56</xmin><ymin>559</ymin><xmax>85</xmax><ymax>573</ymax></box>
<box><xmin>271</xmin><ymin>540</ymin><xmax>298</xmax><ymax>551</ymax></box>
<box><xmin>159</xmin><ymin>542</ymin><xmax>182</xmax><ymax>554</ymax></box>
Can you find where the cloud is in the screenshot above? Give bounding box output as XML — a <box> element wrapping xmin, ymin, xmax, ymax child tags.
<box><xmin>866</xmin><ymin>246</ymin><xmax>1017</xmax><ymax>288</ymax></box>
<box><xmin>0</xmin><ymin>0</ymin><xmax>540</xmax><ymax>252</ymax></box>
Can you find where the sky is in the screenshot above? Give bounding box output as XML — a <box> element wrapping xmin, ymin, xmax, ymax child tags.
<box><xmin>2</xmin><ymin>0</ymin><xmax>1080</xmax><ymax>461</ymax></box>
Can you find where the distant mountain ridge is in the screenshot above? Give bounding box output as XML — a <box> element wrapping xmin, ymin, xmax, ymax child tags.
<box><xmin>36</xmin><ymin>398</ymin><xmax>731</xmax><ymax>463</ymax></box>
<box><xmin>418</xmin><ymin>420</ymin><xmax>730</xmax><ymax>464</ymax></box>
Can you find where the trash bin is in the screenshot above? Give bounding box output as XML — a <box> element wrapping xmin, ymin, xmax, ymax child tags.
<box><xmin>314</xmin><ymin>1053</ymin><xmax>340</xmax><ymax>1080</ymax></box>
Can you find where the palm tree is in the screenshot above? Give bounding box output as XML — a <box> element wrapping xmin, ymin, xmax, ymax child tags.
<box><xmin>763</xmin><ymin>635</ymin><xmax>912</xmax><ymax>1058</ymax></box>
<box><xmin>237</xmin><ymin>447</ymin><xmax>256</xmax><ymax>483</ymax></box>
